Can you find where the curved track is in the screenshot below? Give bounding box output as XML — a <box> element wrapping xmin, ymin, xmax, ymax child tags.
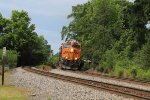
<box><xmin>23</xmin><ymin>67</ymin><xmax>150</xmax><ymax>100</ymax></box>
<box><xmin>61</xmin><ymin>69</ymin><xmax>150</xmax><ymax>86</ymax></box>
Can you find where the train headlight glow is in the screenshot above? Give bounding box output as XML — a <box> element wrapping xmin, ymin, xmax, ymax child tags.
<box><xmin>75</xmin><ymin>58</ymin><xmax>77</xmax><ymax>60</ymax></box>
<box><xmin>71</xmin><ymin>48</ymin><xmax>74</xmax><ymax>52</ymax></box>
<box><xmin>65</xmin><ymin>57</ymin><xmax>68</xmax><ymax>59</ymax></box>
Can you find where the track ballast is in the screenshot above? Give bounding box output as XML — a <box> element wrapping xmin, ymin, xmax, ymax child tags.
<box><xmin>23</xmin><ymin>67</ymin><xmax>150</xmax><ymax>100</ymax></box>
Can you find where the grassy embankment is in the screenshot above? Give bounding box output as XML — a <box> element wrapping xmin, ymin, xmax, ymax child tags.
<box><xmin>0</xmin><ymin>85</ymin><xmax>27</xmax><ymax>100</ymax></box>
<box><xmin>0</xmin><ymin>66</ymin><xmax>28</xmax><ymax>100</ymax></box>
<box><xmin>111</xmin><ymin>66</ymin><xmax>150</xmax><ymax>80</ymax></box>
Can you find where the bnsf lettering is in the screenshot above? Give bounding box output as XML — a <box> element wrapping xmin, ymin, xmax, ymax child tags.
<box><xmin>63</xmin><ymin>51</ymin><xmax>69</xmax><ymax>54</ymax></box>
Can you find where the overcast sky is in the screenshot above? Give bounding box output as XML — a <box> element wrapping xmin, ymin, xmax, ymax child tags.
<box><xmin>0</xmin><ymin>0</ymin><xmax>88</xmax><ymax>54</ymax></box>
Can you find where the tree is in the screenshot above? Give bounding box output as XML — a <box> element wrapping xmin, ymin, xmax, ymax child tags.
<box><xmin>61</xmin><ymin>0</ymin><xmax>130</xmax><ymax>65</ymax></box>
<box><xmin>124</xmin><ymin>0</ymin><xmax>150</xmax><ymax>49</ymax></box>
<box><xmin>0</xmin><ymin>10</ymin><xmax>50</xmax><ymax>66</ymax></box>
<box><xmin>0</xmin><ymin>13</ymin><xmax>3</xmax><ymax>36</ymax></box>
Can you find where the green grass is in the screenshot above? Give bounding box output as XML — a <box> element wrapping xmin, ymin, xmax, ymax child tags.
<box><xmin>0</xmin><ymin>74</ymin><xmax>28</xmax><ymax>100</ymax></box>
<box><xmin>97</xmin><ymin>62</ymin><xmax>150</xmax><ymax>80</ymax></box>
<box><xmin>0</xmin><ymin>85</ymin><xmax>27</xmax><ymax>100</ymax></box>
<box><xmin>111</xmin><ymin>66</ymin><xmax>150</xmax><ymax>80</ymax></box>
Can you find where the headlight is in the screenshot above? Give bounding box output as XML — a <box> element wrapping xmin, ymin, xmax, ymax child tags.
<box><xmin>75</xmin><ymin>58</ymin><xmax>77</xmax><ymax>60</ymax></box>
<box><xmin>65</xmin><ymin>57</ymin><xmax>68</xmax><ymax>59</ymax></box>
<box><xmin>71</xmin><ymin>48</ymin><xmax>74</xmax><ymax>52</ymax></box>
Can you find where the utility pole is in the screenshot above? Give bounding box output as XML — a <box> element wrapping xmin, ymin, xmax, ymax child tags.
<box><xmin>2</xmin><ymin>47</ymin><xmax>6</xmax><ymax>85</ymax></box>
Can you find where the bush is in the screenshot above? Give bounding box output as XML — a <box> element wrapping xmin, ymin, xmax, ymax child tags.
<box><xmin>82</xmin><ymin>61</ymin><xmax>91</xmax><ymax>71</ymax></box>
<box><xmin>46</xmin><ymin>53</ymin><xmax>59</xmax><ymax>68</ymax></box>
<box><xmin>114</xmin><ymin>66</ymin><xmax>124</xmax><ymax>77</ymax></box>
<box><xmin>92</xmin><ymin>50</ymin><xmax>102</xmax><ymax>65</ymax></box>
<box><xmin>123</xmin><ymin>69</ymin><xmax>130</xmax><ymax>78</ymax></box>
<box><xmin>46</xmin><ymin>57</ymin><xmax>56</xmax><ymax>69</ymax></box>
<box><xmin>134</xmin><ymin>41</ymin><xmax>150</xmax><ymax>68</ymax></box>
<box><xmin>7</xmin><ymin>50</ymin><xmax>18</xmax><ymax>68</ymax></box>
<box><xmin>96</xmin><ymin>66</ymin><xmax>104</xmax><ymax>72</ymax></box>
<box><xmin>115</xmin><ymin>57</ymin><xmax>133</xmax><ymax>69</ymax></box>
<box><xmin>136</xmin><ymin>68</ymin><xmax>150</xmax><ymax>80</ymax></box>
<box><xmin>118</xmin><ymin>69</ymin><xmax>124</xmax><ymax>77</ymax></box>
<box><xmin>130</xmin><ymin>68</ymin><xmax>137</xmax><ymax>78</ymax></box>
<box><xmin>0</xmin><ymin>49</ymin><xmax>18</xmax><ymax>68</ymax></box>
<box><xmin>99</xmin><ymin>50</ymin><xmax>116</xmax><ymax>73</ymax></box>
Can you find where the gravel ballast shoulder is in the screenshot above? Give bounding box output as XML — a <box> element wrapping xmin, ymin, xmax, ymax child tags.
<box><xmin>8</xmin><ymin>67</ymin><xmax>134</xmax><ymax>100</ymax></box>
<box><xmin>50</xmin><ymin>69</ymin><xmax>150</xmax><ymax>91</ymax></box>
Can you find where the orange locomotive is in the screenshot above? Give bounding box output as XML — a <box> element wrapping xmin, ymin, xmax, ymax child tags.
<box><xmin>59</xmin><ymin>41</ymin><xmax>82</xmax><ymax>70</ymax></box>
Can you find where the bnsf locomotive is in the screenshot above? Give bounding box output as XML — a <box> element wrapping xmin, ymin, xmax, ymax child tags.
<box><xmin>59</xmin><ymin>41</ymin><xmax>83</xmax><ymax>70</ymax></box>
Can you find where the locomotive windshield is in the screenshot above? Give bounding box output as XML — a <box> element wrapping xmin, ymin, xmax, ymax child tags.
<box><xmin>72</xmin><ymin>44</ymin><xmax>80</xmax><ymax>49</ymax></box>
<box><xmin>63</xmin><ymin>44</ymin><xmax>71</xmax><ymax>48</ymax></box>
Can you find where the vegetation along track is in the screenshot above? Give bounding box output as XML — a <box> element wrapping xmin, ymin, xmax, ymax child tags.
<box><xmin>23</xmin><ymin>67</ymin><xmax>150</xmax><ymax>100</ymax></box>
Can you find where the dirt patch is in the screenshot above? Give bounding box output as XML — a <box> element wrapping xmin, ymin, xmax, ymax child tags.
<box><xmin>38</xmin><ymin>65</ymin><xmax>52</xmax><ymax>72</ymax></box>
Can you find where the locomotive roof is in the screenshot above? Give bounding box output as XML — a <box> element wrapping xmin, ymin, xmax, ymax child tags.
<box><xmin>62</xmin><ymin>41</ymin><xmax>80</xmax><ymax>45</ymax></box>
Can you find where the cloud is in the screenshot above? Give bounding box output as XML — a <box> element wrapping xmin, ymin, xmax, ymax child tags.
<box><xmin>0</xmin><ymin>0</ymin><xmax>87</xmax><ymax>17</ymax></box>
<box><xmin>35</xmin><ymin>28</ymin><xmax>61</xmax><ymax>53</ymax></box>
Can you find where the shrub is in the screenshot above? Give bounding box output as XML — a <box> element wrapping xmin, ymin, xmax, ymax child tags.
<box><xmin>46</xmin><ymin>53</ymin><xmax>59</xmax><ymax>68</ymax></box>
<box><xmin>114</xmin><ymin>66</ymin><xmax>124</xmax><ymax>77</ymax></box>
<box><xmin>7</xmin><ymin>50</ymin><xmax>18</xmax><ymax>68</ymax></box>
<box><xmin>123</xmin><ymin>69</ymin><xmax>130</xmax><ymax>78</ymax></box>
<box><xmin>136</xmin><ymin>68</ymin><xmax>150</xmax><ymax>80</ymax></box>
<box><xmin>96</xmin><ymin>66</ymin><xmax>104</xmax><ymax>72</ymax></box>
<box><xmin>92</xmin><ymin>50</ymin><xmax>102</xmax><ymax>65</ymax></box>
<box><xmin>99</xmin><ymin>50</ymin><xmax>116</xmax><ymax>73</ymax></box>
<box><xmin>82</xmin><ymin>61</ymin><xmax>91</xmax><ymax>71</ymax></box>
<box><xmin>116</xmin><ymin>58</ymin><xmax>133</xmax><ymax>69</ymax></box>
<box><xmin>0</xmin><ymin>49</ymin><xmax>18</xmax><ymax>68</ymax></box>
<box><xmin>118</xmin><ymin>69</ymin><xmax>124</xmax><ymax>77</ymax></box>
<box><xmin>46</xmin><ymin>57</ymin><xmax>56</xmax><ymax>69</ymax></box>
<box><xmin>134</xmin><ymin>41</ymin><xmax>150</xmax><ymax>68</ymax></box>
<box><xmin>130</xmin><ymin>68</ymin><xmax>137</xmax><ymax>78</ymax></box>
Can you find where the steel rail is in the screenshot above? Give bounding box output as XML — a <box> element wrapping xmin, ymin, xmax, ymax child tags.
<box><xmin>84</xmin><ymin>72</ymin><xmax>150</xmax><ymax>84</ymax></box>
<box><xmin>60</xmin><ymin>69</ymin><xmax>150</xmax><ymax>86</ymax></box>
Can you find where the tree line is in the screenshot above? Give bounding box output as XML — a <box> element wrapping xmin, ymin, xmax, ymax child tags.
<box><xmin>61</xmin><ymin>0</ymin><xmax>150</xmax><ymax>79</ymax></box>
<box><xmin>0</xmin><ymin>10</ymin><xmax>50</xmax><ymax>66</ymax></box>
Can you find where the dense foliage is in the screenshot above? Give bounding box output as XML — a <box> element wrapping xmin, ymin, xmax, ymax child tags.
<box><xmin>0</xmin><ymin>10</ymin><xmax>50</xmax><ymax>66</ymax></box>
<box><xmin>61</xmin><ymin>0</ymin><xmax>150</xmax><ymax>79</ymax></box>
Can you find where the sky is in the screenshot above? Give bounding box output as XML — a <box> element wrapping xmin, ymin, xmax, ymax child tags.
<box><xmin>0</xmin><ymin>0</ymin><xmax>88</xmax><ymax>54</ymax></box>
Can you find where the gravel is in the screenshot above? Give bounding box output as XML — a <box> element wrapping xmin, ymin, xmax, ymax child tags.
<box><xmin>8</xmin><ymin>67</ymin><xmax>134</xmax><ymax>100</ymax></box>
<box><xmin>50</xmin><ymin>69</ymin><xmax>150</xmax><ymax>91</ymax></box>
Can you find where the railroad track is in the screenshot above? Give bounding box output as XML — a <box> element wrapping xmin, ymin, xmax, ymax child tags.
<box><xmin>85</xmin><ymin>72</ymin><xmax>150</xmax><ymax>85</ymax></box>
<box><xmin>23</xmin><ymin>67</ymin><xmax>150</xmax><ymax>100</ymax></box>
<box><xmin>61</xmin><ymin>69</ymin><xmax>150</xmax><ymax>86</ymax></box>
